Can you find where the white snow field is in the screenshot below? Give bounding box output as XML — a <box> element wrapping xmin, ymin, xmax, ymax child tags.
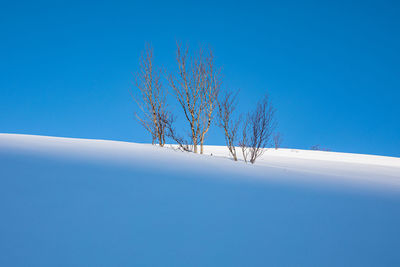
<box><xmin>1</xmin><ymin>133</ymin><xmax>400</xmax><ymax>266</ymax></box>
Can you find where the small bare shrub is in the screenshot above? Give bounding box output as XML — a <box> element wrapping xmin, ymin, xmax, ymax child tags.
<box><xmin>273</xmin><ymin>132</ymin><xmax>283</xmax><ymax>150</ymax></box>
<box><xmin>240</xmin><ymin>94</ymin><xmax>276</xmax><ymax>164</ymax></box>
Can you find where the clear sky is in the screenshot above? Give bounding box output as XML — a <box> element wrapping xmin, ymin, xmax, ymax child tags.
<box><xmin>1</xmin><ymin>0</ymin><xmax>399</xmax><ymax>157</ymax></box>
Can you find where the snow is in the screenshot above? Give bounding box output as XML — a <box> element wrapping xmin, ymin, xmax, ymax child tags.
<box><xmin>1</xmin><ymin>133</ymin><xmax>399</xmax><ymax>191</ymax></box>
<box><xmin>1</xmin><ymin>133</ymin><xmax>400</xmax><ymax>266</ymax></box>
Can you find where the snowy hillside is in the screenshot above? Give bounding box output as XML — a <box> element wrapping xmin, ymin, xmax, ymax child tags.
<box><xmin>1</xmin><ymin>133</ymin><xmax>400</xmax><ymax>266</ymax></box>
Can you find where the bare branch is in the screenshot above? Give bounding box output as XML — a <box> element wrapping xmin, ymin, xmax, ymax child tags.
<box><xmin>165</xmin><ymin>115</ymin><xmax>192</xmax><ymax>152</ymax></box>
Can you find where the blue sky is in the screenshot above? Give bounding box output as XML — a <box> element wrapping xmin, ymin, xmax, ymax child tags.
<box><xmin>1</xmin><ymin>0</ymin><xmax>399</xmax><ymax>157</ymax></box>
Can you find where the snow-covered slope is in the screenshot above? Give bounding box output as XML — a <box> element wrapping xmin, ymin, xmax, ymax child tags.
<box><xmin>1</xmin><ymin>134</ymin><xmax>400</xmax><ymax>267</ymax></box>
<box><xmin>2</xmin><ymin>133</ymin><xmax>399</xmax><ymax>190</ymax></box>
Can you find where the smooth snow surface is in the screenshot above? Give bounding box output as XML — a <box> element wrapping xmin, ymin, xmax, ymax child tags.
<box><xmin>1</xmin><ymin>133</ymin><xmax>400</xmax><ymax>267</ymax></box>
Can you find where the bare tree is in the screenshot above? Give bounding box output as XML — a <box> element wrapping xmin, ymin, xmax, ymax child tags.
<box><xmin>168</xmin><ymin>43</ymin><xmax>220</xmax><ymax>154</ymax></box>
<box><xmin>132</xmin><ymin>43</ymin><xmax>169</xmax><ymax>147</ymax></box>
<box><xmin>240</xmin><ymin>95</ymin><xmax>276</xmax><ymax>164</ymax></box>
<box><xmin>217</xmin><ymin>90</ymin><xmax>240</xmax><ymax>161</ymax></box>
<box><xmin>273</xmin><ymin>132</ymin><xmax>283</xmax><ymax>150</ymax></box>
